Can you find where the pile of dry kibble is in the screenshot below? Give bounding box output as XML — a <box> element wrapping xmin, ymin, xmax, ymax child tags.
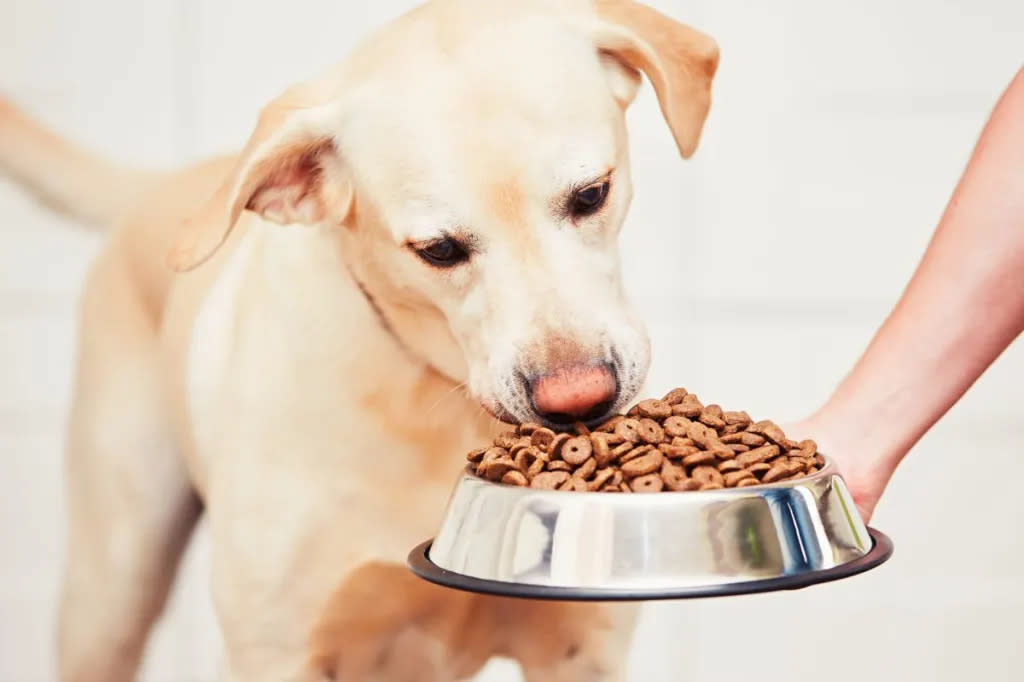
<box><xmin>467</xmin><ymin>388</ymin><xmax>825</xmax><ymax>492</ymax></box>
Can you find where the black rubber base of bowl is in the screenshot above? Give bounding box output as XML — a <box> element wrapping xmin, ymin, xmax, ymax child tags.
<box><xmin>407</xmin><ymin>528</ymin><xmax>893</xmax><ymax>601</ymax></box>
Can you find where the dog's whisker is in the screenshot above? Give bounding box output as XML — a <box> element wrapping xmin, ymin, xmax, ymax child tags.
<box><xmin>424</xmin><ymin>380</ymin><xmax>470</xmax><ymax>417</ymax></box>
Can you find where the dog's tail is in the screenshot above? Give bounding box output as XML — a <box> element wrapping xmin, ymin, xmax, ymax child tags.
<box><xmin>0</xmin><ymin>96</ymin><xmax>164</xmax><ymax>229</ymax></box>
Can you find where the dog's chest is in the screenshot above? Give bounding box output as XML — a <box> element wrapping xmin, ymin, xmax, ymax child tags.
<box><xmin>185</xmin><ymin>226</ymin><xmax>492</xmax><ymax>560</ymax></box>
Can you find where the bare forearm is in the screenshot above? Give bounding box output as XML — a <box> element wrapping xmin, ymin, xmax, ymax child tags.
<box><xmin>811</xmin><ymin>68</ymin><xmax>1024</xmax><ymax>478</ymax></box>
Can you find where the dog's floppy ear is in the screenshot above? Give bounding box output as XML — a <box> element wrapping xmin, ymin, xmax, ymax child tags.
<box><xmin>167</xmin><ymin>85</ymin><xmax>353</xmax><ymax>272</ymax></box>
<box><xmin>591</xmin><ymin>0</ymin><xmax>719</xmax><ymax>158</ymax></box>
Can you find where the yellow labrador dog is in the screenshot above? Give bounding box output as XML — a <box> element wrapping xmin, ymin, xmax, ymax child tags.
<box><xmin>0</xmin><ymin>0</ymin><xmax>717</xmax><ymax>680</ymax></box>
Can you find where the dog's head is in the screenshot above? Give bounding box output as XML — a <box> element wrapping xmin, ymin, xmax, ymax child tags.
<box><xmin>169</xmin><ymin>0</ymin><xmax>717</xmax><ymax>428</ymax></box>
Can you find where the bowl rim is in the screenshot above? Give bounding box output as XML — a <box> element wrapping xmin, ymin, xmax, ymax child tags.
<box><xmin>408</xmin><ymin>526</ymin><xmax>892</xmax><ymax>601</ymax></box>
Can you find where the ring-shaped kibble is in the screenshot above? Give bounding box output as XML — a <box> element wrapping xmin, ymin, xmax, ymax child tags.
<box><xmin>501</xmin><ymin>470</ymin><xmax>528</xmax><ymax>486</ymax></box>
<box><xmin>637</xmin><ymin>418</ymin><xmax>665</xmax><ymax>444</ymax></box>
<box><xmin>661</xmin><ymin>387</ymin><xmax>689</xmax><ymax>404</ymax></box>
<box><xmin>530</xmin><ymin>428</ymin><xmax>555</xmax><ymax>449</ymax></box>
<box><xmin>531</xmin><ymin>470</ymin><xmax>570</xmax><ymax>489</ymax></box>
<box><xmin>591</xmin><ymin>434</ymin><xmax>612</xmax><ymax>467</ymax></box>
<box><xmin>575</xmin><ymin>456</ymin><xmax>597</xmax><ymax>480</ymax></box>
<box><xmin>548</xmin><ymin>433</ymin><xmax>571</xmax><ymax>458</ymax></box>
<box><xmin>614</xmin><ymin>418</ymin><xmax>642</xmax><ymax>443</ymax></box>
<box><xmin>637</xmin><ymin>399</ymin><xmax>672</xmax><ymax>419</ymax></box>
<box><xmin>663</xmin><ymin>416</ymin><xmax>692</xmax><ymax>438</ymax></box>
<box><xmin>631</xmin><ymin>473</ymin><xmax>664</xmax><ymax>492</ymax></box>
<box><xmin>562</xmin><ymin>436</ymin><xmax>593</xmax><ymax>466</ymax></box>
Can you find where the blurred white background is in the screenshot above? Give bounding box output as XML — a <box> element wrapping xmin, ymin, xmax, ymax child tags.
<box><xmin>1</xmin><ymin>0</ymin><xmax>1022</xmax><ymax>680</ymax></box>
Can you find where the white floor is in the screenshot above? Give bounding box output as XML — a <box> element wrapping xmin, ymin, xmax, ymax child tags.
<box><xmin>3</xmin><ymin>1</ymin><xmax>1024</xmax><ymax>680</ymax></box>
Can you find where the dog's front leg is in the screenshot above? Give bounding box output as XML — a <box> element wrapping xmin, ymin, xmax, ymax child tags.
<box><xmin>309</xmin><ymin>567</ymin><xmax>639</xmax><ymax>682</ymax></box>
<box><xmin>308</xmin><ymin>561</ymin><xmax>496</xmax><ymax>682</ymax></box>
<box><xmin>501</xmin><ymin>601</ymin><xmax>639</xmax><ymax>682</ymax></box>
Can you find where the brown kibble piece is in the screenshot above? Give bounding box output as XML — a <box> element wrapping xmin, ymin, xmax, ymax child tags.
<box><xmin>562</xmin><ymin>437</ymin><xmax>593</xmax><ymax>466</ymax></box>
<box><xmin>741</xmin><ymin>432</ymin><xmax>767</xmax><ymax>447</ymax></box>
<box><xmin>620</xmin><ymin>449</ymin><xmax>664</xmax><ymax>478</ymax></box>
<box><xmin>699</xmin><ymin>409</ymin><xmax>726</xmax><ymax>430</ymax></box>
<box><xmin>660</xmin><ymin>461</ymin><xmax>688</xmax><ymax>490</ymax></box>
<box><xmin>548</xmin><ymin>433</ymin><xmax>571</xmax><ymax>458</ymax></box>
<box><xmin>576</xmin><ymin>457</ymin><xmax>597</xmax><ymax>481</ymax></box>
<box><xmin>494</xmin><ymin>432</ymin><xmax>520</xmax><ymax>449</ymax></box>
<box><xmin>483</xmin><ymin>456</ymin><xmax>517</xmax><ymax>481</ymax></box>
<box><xmin>709</xmin><ymin>445</ymin><xmax>735</xmax><ymax>460</ymax></box>
<box><xmin>814</xmin><ymin>453</ymin><xmax>825</xmax><ymax>467</ymax></box>
<box><xmin>589</xmin><ymin>467</ymin><xmax>616</xmax><ymax>491</ymax></box>
<box><xmin>761</xmin><ymin>422</ymin><xmax>788</xmax><ymax>446</ymax></box>
<box><xmin>663</xmin><ymin>416</ymin><xmax>692</xmax><ymax>438</ymax></box>
<box><xmin>620</xmin><ymin>444</ymin><xmax>653</xmax><ymax>464</ymax></box>
<box><xmin>531</xmin><ymin>470</ymin><xmax>571</xmax><ymax>489</ymax></box>
<box><xmin>615</xmin><ymin>418</ymin><xmax>642</xmax><ymax>443</ymax></box>
<box><xmin>509</xmin><ymin>439</ymin><xmax>532</xmax><ymax>457</ymax></box>
<box><xmin>662</xmin><ymin>387</ymin><xmax>689</xmax><ymax>404</ymax></box>
<box><xmin>784</xmin><ymin>460</ymin><xmax>806</xmax><ymax>477</ymax></box>
<box><xmin>467</xmin><ymin>447</ymin><xmax>488</xmax><ymax>463</ymax></box>
<box><xmin>594</xmin><ymin>432</ymin><xmax>625</xmax><ymax>446</ymax></box>
<box><xmin>637</xmin><ymin>399</ymin><xmax>672</xmax><ymax>419</ymax></box>
<box><xmin>699</xmin><ymin>482</ymin><xmax>724</xmax><ymax>491</ymax></box>
<box><xmin>672</xmin><ymin>437</ymin><xmax>695</xmax><ymax>447</ymax></box>
<box><xmin>658</xmin><ymin>443</ymin><xmax>698</xmax><ymax>459</ymax></box>
<box><xmin>518</xmin><ymin>422</ymin><xmax>542</xmax><ymax>436</ymax></box>
<box><xmin>762</xmin><ymin>466</ymin><xmax>787</xmax><ymax>483</ymax></box>
<box><xmin>720</xmin><ymin>432</ymin><xmax>745</xmax><ymax>444</ymax></box>
<box><xmin>631</xmin><ymin>473</ymin><xmax>664</xmax><ymax>492</ymax></box>
<box><xmin>673</xmin><ymin>395</ymin><xmax>703</xmax><ymax>418</ymax></box>
<box><xmin>574</xmin><ymin>421</ymin><xmax>591</xmax><ymax>436</ymax></box>
<box><xmin>722</xmin><ymin>410</ymin><xmax>751</xmax><ymax>426</ymax></box>
<box><xmin>721</xmin><ymin>424</ymin><xmax>744</xmax><ymax>435</ymax></box>
<box><xmin>717</xmin><ymin>460</ymin><xmax>742</xmax><ymax>474</ymax></box>
<box><xmin>723</xmin><ymin>470</ymin><xmax>756</xmax><ymax>486</ymax></box>
<box><xmin>501</xmin><ymin>470</ymin><xmax>529</xmax><ymax>486</ymax></box>
<box><xmin>637</xmin><ymin>418</ymin><xmax>666</xmax><ymax>444</ymax></box>
<box><xmin>729</xmin><ymin>444</ymin><xmax>750</xmax><ymax>454</ymax></box>
<box><xmin>736</xmin><ymin>444</ymin><xmax>780</xmax><ymax>468</ymax></box>
<box><xmin>795</xmin><ymin>439</ymin><xmax>818</xmax><ymax>457</ymax></box>
<box><xmin>548</xmin><ymin>460</ymin><xmax>572</xmax><ymax>472</ymax></box>
<box><xmin>736</xmin><ymin>478</ymin><xmax>762</xmax><ymax>488</ymax></box>
<box><xmin>592</xmin><ymin>434</ymin><xmax>612</xmax><ymax>468</ymax></box>
<box><xmin>610</xmin><ymin>442</ymin><xmax>635</xmax><ymax>462</ymax></box>
<box><xmin>682</xmin><ymin>450</ymin><xmax>717</xmax><ymax>467</ymax></box>
<box><xmin>530</xmin><ymin>428</ymin><xmax>555</xmax><ymax>449</ymax></box>
<box><xmin>514</xmin><ymin>446</ymin><xmax>545</xmax><ymax>470</ymax></box>
<box><xmin>597</xmin><ymin>415</ymin><xmax>626</xmax><ymax>433</ymax></box>
<box><xmin>686</xmin><ymin>421</ymin><xmax>716</xmax><ymax>448</ymax></box>
<box><xmin>748</xmin><ymin>462</ymin><xmax>771</xmax><ymax>475</ymax></box>
<box><xmin>691</xmin><ymin>465</ymin><xmax>724</xmax><ymax>486</ymax></box>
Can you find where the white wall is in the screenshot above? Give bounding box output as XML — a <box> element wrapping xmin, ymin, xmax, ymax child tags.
<box><xmin>2</xmin><ymin>1</ymin><xmax>1023</xmax><ymax>680</ymax></box>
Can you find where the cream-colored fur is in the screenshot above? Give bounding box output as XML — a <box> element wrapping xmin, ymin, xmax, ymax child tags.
<box><xmin>0</xmin><ymin>1</ymin><xmax>717</xmax><ymax>680</ymax></box>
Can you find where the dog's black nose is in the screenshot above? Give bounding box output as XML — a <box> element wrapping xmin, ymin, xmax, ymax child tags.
<box><xmin>529</xmin><ymin>364</ymin><xmax>617</xmax><ymax>425</ymax></box>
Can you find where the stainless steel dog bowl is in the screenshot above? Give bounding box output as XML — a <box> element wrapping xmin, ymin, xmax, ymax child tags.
<box><xmin>408</xmin><ymin>457</ymin><xmax>892</xmax><ymax>600</ymax></box>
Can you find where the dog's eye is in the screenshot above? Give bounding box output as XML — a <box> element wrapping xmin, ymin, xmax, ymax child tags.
<box><xmin>415</xmin><ymin>238</ymin><xmax>469</xmax><ymax>268</ymax></box>
<box><xmin>569</xmin><ymin>181</ymin><xmax>610</xmax><ymax>217</ymax></box>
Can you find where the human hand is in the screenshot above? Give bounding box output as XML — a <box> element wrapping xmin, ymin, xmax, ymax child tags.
<box><xmin>783</xmin><ymin>416</ymin><xmax>894</xmax><ymax>523</ymax></box>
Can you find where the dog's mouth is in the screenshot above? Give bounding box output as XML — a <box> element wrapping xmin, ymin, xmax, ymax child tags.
<box><xmin>481</xmin><ymin>400</ymin><xmax>519</xmax><ymax>425</ymax></box>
